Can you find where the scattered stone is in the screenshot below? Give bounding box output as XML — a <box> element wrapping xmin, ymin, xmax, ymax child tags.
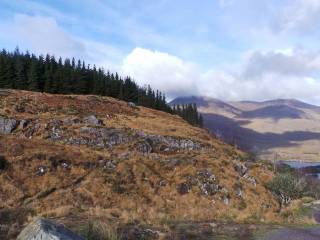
<box><xmin>37</xmin><ymin>166</ymin><xmax>46</xmax><ymax>176</ymax></box>
<box><xmin>61</xmin><ymin>162</ymin><xmax>71</xmax><ymax>170</ymax></box>
<box><xmin>235</xmin><ymin>188</ymin><xmax>243</xmax><ymax>198</ymax></box>
<box><xmin>197</xmin><ymin>169</ymin><xmax>221</xmax><ymax>196</ymax></box>
<box><xmin>177</xmin><ymin>182</ymin><xmax>190</xmax><ymax>195</ymax></box>
<box><xmin>83</xmin><ymin>115</ymin><xmax>103</xmax><ymax>126</ymax></box>
<box><xmin>0</xmin><ymin>116</ymin><xmax>19</xmax><ymax>134</ymax></box>
<box><xmin>234</xmin><ymin>163</ymin><xmax>248</xmax><ymax>177</ymax></box>
<box><xmin>127</xmin><ymin>102</ymin><xmax>138</xmax><ymax>109</ymax></box>
<box><xmin>222</xmin><ymin>195</ymin><xmax>231</xmax><ymax>205</ymax></box>
<box><xmin>19</xmin><ymin>120</ymin><xmax>29</xmax><ymax>129</ymax></box>
<box><xmin>244</xmin><ymin>175</ymin><xmax>257</xmax><ymax>186</ymax></box>
<box><xmin>17</xmin><ymin>218</ymin><xmax>84</xmax><ymax>240</ymax></box>
<box><xmin>104</xmin><ymin>160</ymin><xmax>117</xmax><ymax>170</ymax></box>
<box><xmin>159</xmin><ymin>180</ymin><xmax>167</xmax><ymax>187</ymax></box>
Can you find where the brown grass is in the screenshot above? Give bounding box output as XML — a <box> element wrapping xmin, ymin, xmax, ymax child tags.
<box><xmin>0</xmin><ymin>90</ymin><xmax>283</xmax><ymax>238</ymax></box>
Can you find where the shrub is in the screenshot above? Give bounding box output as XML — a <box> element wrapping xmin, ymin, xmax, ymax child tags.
<box><xmin>87</xmin><ymin>221</ymin><xmax>121</xmax><ymax>240</ymax></box>
<box><xmin>266</xmin><ymin>173</ymin><xmax>307</xmax><ymax>207</ymax></box>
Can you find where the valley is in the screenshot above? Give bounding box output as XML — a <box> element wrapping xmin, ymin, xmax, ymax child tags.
<box><xmin>171</xmin><ymin>97</ymin><xmax>320</xmax><ymax>162</ymax></box>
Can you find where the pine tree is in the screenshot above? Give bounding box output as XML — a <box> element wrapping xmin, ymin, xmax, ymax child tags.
<box><xmin>27</xmin><ymin>57</ymin><xmax>40</xmax><ymax>91</ymax></box>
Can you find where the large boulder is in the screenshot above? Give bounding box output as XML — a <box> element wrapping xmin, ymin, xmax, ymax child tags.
<box><xmin>17</xmin><ymin>218</ymin><xmax>84</xmax><ymax>240</ymax></box>
<box><xmin>0</xmin><ymin>116</ymin><xmax>19</xmax><ymax>134</ymax></box>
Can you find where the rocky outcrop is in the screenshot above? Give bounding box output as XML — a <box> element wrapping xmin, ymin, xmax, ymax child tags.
<box><xmin>17</xmin><ymin>218</ymin><xmax>84</xmax><ymax>240</ymax></box>
<box><xmin>0</xmin><ymin>116</ymin><xmax>19</xmax><ymax>134</ymax></box>
<box><xmin>177</xmin><ymin>169</ymin><xmax>224</xmax><ymax>196</ymax></box>
<box><xmin>136</xmin><ymin>132</ymin><xmax>203</xmax><ymax>153</ymax></box>
<box><xmin>43</xmin><ymin>118</ymin><xmax>206</xmax><ymax>153</ymax></box>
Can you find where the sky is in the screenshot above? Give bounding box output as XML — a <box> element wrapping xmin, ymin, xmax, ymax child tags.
<box><xmin>1</xmin><ymin>0</ymin><xmax>320</xmax><ymax>104</ymax></box>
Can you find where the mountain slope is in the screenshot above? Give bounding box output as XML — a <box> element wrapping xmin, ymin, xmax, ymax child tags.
<box><xmin>0</xmin><ymin>90</ymin><xmax>278</xmax><ymax>238</ymax></box>
<box><xmin>171</xmin><ymin>96</ymin><xmax>242</xmax><ymax>117</ymax></box>
<box><xmin>171</xmin><ymin>96</ymin><xmax>320</xmax><ymax>161</ymax></box>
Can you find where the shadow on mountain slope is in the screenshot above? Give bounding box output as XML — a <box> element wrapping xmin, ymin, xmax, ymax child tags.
<box><xmin>203</xmin><ymin>113</ymin><xmax>320</xmax><ymax>152</ymax></box>
<box><xmin>237</xmin><ymin>105</ymin><xmax>305</xmax><ymax>120</ymax></box>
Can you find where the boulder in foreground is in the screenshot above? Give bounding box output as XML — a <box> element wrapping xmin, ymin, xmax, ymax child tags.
<box><xmin>17</xmin><ymin>218</ymin><xmax>84</xmax><ymax>240</ymax></box>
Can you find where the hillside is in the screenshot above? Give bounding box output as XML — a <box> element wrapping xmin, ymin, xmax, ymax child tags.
<box><xmin>0</xmin><ymin>90</ymin><xmax>279</xmax><ymax>239</ymax></box>
<box><xmin>171</xmin><ymin>96</ymin><xmax>320</xmax><ymax>161</ymax></box>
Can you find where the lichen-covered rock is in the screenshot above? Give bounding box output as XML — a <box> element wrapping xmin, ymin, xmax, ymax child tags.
<box><xmin>234</xmin><ymin>163</ymin><xmax>248</xmax><ymax>177</ymax></box>
<box><xmin>197</xmin><ymin>169</ymin><xmax>221</xmax><ymax>196</ymax></box>
<box><xmin>79</xmin><ymin>127</ymin><xmax>131</xmax><ymax>147</ymax></box>
<box><xmin>83</xmin><ymin>115</ymin><xmax>103</xmax><ymax>126</ymax></box>
<box><xmin>0</xmin><ymin>117</ymin><xmax>19</xmax><ymax>134</ymax></box>
<box><xmin>17</xmin><ymin>218</ymin><xmax>84</xmax><ymax>240</ymax></box>
<box><xmin>127</xmin><ymin>102</ymin><xmax>138</xmax><ymax>109</ymax></box>
<box><xmin>135</xmin><ymin>140</ymin><xmax>153</xmax><ymax>154</ymax></box>
<box><xmin>136</xmin><ymin>132</ymin><xmax>203</xmax><ymax>153</ymax></box>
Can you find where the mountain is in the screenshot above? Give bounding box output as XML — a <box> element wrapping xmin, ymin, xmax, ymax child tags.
<box><xmin>0</xmin><ymin>90</ymin><xmax>278</xmax><ymax>238</ymax></box>
<box><xmin>171</xmin><ymin>96</ymin><xmax>320</xmax><ymax>161</ymax></box>
<box><xmin>170</xmin><ymin>96</ymin><xmax>242</xmax><ymax>117</ymax></box>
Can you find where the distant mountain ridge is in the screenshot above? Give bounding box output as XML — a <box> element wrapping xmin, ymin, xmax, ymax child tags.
<box><xmin>170</xmin><ymin>96</ymin><xmax>320</xmax><ymax>161</ymax></box>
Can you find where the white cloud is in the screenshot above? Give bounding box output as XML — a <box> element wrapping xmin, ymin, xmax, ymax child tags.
<box><xmin>243</xmin><ymin>48</ymin><xmax>320</xmax><ymax>78</ymax></box>
<box><xmin>122</xmin><ymin>48</ymin><xmax>199</xmax><ymax>97</ymax></box>
<box><xmin>3</xmin><ymin>14</ymin><xmax>124</xmax><ymax>69</ymax></box>
<box><xmin>121</xmin><ymin>47</ymin><xmax>320</xmax><ymax>104</ymax></box>
<box><xmin>7</xmin><ymin>14</ymin><xmax>86</xmax><ymax>59</ymax></box>
<box><xmin>275</xmin><ymin>0</ymin><xmax>320</xmax><ymax>33</ymax></box>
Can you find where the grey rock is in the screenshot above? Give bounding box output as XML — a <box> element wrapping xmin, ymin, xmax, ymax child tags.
<box><xmin>234</xmin><ymin>163</ymin><xmax>248</xmax><ymax>177</ymax></box>
<box><xmin>236</xmin><ymin>188</ymin><xmax>243</xmax><ymax>198</ymax></box>
<box><xmin>63</xmin><ymin>118</ymin><xmax>80</xmax><ymax>126</ymax></box>
<box><xmin>177</xmin><ymin>182</ymin><xmax>190</xmax><ymax>195</ymax></box>
<box><xmin>17</xmin><ymin>218</ymin><xmax>84</xmax><ymax>240</ymax></box>
<box><xmin>135</xmin><ymin>132</ymin><xmax>203</xmax><ymax>153</ymax></box>
<box><xmin>135</xmin><ymin>140</ymin><xmax>153</xmax><ymax>154</ymax></box>
<box><xmin>244</xmin><ymin>175</ymin><xmax>257</xmax><ymax>186</ymax></box>
<box><xmin>20</xmin><ymin>120</ymin><xmax>30</xmax><ymax>129</ymax></box>
<box><xmin>197</xmin><ymin>169</ymin><xmax>221</xmax><ymax>196</ymax></box>
<box><xmin>222</xmin><ymin>195</ymin><xmax>231</xmax><ymax>205</ymax></box>
<box><xmin>83</xmin><ymin>115</ymin><xmax>103</xmax><ymax>126</ymax></box>
<box><xmin>78</xmin><ymin>127</ymin><xmax>131</xmax><ymax>147</ymax></box>
<box><xmin>127</xmin><ymin>102</ymin><xmax>138</xmax><ymax>109</ymax></box>
<box><xmin>159</xmin><ymin>179</ymin><xmax>167</xmax><ymax>187</ymax></box>
<box><xmin>0</xmin><ymin>116</ymin><xmax>19</xmax><ymax>134</ymax></box>
<box><xmin>104</xmin><ymin>161</ymin><xmax>117</xmax><ymax>170</ymax></box>
<box><xmin>37</xmin><ymin>166</ymin><xmax>46</xmax><ymax>176</ymax></box>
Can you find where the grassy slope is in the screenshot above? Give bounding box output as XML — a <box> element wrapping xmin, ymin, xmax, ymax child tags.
<box><xmin>0</xmin><ymin>90</ymin><xmax>279</xmax><ymax>238</ymax></box>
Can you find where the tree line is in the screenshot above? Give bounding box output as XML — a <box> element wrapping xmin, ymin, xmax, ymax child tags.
<box><xmin>172</xmin><ymin>103</ymin><xmax>203</xmax><ymax>127</ymax></box>
<box><xmin>0</xmin><ymin>48</ymin><xmax>203</xmax><ymax>127</ymax></box>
